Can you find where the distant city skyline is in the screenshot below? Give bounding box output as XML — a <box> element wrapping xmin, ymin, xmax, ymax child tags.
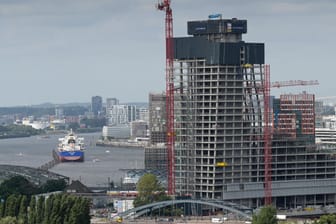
<box><xmin>0</xmin><ymin>0</ymin><xmax>335</xmax><ymax>107</ymax></box>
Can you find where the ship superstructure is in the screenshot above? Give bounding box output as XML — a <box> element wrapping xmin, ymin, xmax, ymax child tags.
<box><xmin>55</xmin><ymin>130</ymin><xmax>85</xmax><ymax>162</ymax></box>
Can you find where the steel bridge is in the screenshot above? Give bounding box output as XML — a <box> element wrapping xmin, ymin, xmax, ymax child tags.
<box><xmin>118</xmin><ymin>199</ymin><xmax>252</xmax><ymax>221</ymax></box>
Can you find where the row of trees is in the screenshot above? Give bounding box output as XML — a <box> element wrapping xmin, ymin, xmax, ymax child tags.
<box><xmin>0</xmin><ymin>105</ymin><xmax>88</xmax><ymax>117</ymax></box>
<box><xmin>0</xmin><ymin>176</ymin><xmax>90</xmax><ymax>224</ymax></box>
<box><xmin>313</xmin><ymin>214</ymin><xmax>336</xmax><ymax>224</ymax></box>
<box><xmin>251</xmin><ymin>206</ymin><xmax>336</xmax><ymax>224</ymax></box>
<box><xmin>0</xmin><ymin>193</ymin><xmax>91</xmax><ymax>224</ymax></box>
<box><xmin>0</xmin><ymin>107</ymin><xmax>54</xmax><ymax>117</ymax></box>
<box><xmin>68</xmin><ymin>117</ymin><xmax>106</xmax><ymax>132</ymax></box>
<box><xmin>0</xmin><ymin>125</ymin><xmax>42</xmax><ymax>139</ymax></box>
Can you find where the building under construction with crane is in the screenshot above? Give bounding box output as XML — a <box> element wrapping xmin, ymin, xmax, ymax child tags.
<box><xmin>162</xmin><ymin>16</ymin><xmax>336</xmax><ymax>209</ymax></box>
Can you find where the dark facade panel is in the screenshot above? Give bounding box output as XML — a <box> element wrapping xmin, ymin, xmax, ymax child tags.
<box><xmin>219</xmin><ymin>44</ymin><xmax>241</xmax><ymax>65</ymax></box>
<box><xmin>244</xmin><ymin>43</ymin><xmax>265</xmax><ymax>65</ymax></box>
<box><xmin>174</xmin><ymin>37</ymin><xmax>264</xmax><ymax>65</ymax></box>
<box><xmin>188</xmin><ymin>19</ymin><xmax>247</xmax><ymax>36</ymax></box>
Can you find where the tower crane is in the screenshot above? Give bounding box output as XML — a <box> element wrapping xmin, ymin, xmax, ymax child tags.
<box><xmin>263</xmin><ymin>72</ymin><xmax>319</xmax><ymax>205</ymax></box>
<box><xmin>271</xmin><ymin>80</ymin><xmax>319</xmax><ymax>88</ymax></box>
<box><xmin>157</xmin><ymin>0</ymin><xmax>175</xmax><ymax>195</ymax></box>
<box><xmin>264</xmin><ymin>65</ymin><xmax>272</xmax><ymax>205</ymax></box>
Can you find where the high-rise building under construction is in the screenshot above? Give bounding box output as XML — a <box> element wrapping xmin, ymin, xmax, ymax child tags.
<box><xmin>172</xmin><ymin>17</ymin><xmax>336</xmax><ymax>208</ymax></box>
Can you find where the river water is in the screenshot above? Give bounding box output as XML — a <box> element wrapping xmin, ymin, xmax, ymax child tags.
<box><xmin>0</xmin><ymin>132</ymin><xmax>144</xmax><ymax>187</ymax></box>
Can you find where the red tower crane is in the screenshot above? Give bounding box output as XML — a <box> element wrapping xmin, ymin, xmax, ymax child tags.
<box><xmin>157</xmin><ymin>0</ymin><xmax>175</xmax><ymax>195</ymax></box>
<box><xmin>264</xmin><ymin>65</ymin><xmax>272</xmax><ymax>205</ymax></box>
<box><xmin>263</xmin><ymin>71</ymin><xmax>319</xmax><ymax>205</ymax></box>
<box><xmin>271</xmin><ymin>80</ymin><xmax>319</xmax><ymax>88</ymax></box>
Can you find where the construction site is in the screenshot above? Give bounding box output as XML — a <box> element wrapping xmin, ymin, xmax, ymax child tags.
<box><xmin>145</xmin><ymin>0</ymin><xmax>336</xmax><ymax>211</ymax></box>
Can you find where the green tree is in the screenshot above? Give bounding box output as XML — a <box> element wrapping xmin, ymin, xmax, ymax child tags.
<box><xmin>58</xmin><ymin>195</ymin><xmax>69</xmax><ymax>224</ymax></box>
<box><xmin>133</xmin><ymin>173</ymin><xmax>170</xmax><ymax>207</ymax></box>
<box><xmin>35</xmin><ymin>196</ymin><xmax>44</xmax><ymax>224</ymax></box>
<box><xmin>63</xmin><ymin>106</ymin><xmax>88</xmax><ymax>116</ymax></box>
<box><xmin>80</xmin><ymin>117</ymin><xmax>106</xmax><ymax>128</ymax></box>
<box><xmin>252</xmin><ymin>206</ymin><xmax>277</xmax><ymax>224</ymax></box>
<box><xmin>0</xmin><ymin>176</ymin><xmax>39</xmax><ymax>199</ymax></box>
<box><xmin>42</xmin><ymin>195</ymin><xmax>53</xmax><ymax>224</ymax></box>
<box><xmin>27</xmin><ymin>197</ymin><xmax>36</xmax><ymax>224</ymax></box>
<box><xmin>0</xmin><ymin>216</ymin><xmax>18</xmax><ymax>224</ymax></box>
<box><xmin>63</xmin><ymin>195</ymin><xmax>76</xmax><ymax>224</ymax></box>
<box><xmin>49</xmin><ymin>195</ymin><xmax>61</xmax><ymax>224</ymax></box>
<box><xmin>4</xmin><ymin>195</ymin><xmax>18</xmax><ymax>218</ymax></box>
<box><xmin>0</xmin><ymin>200</ymin><xmax>5</xmax><ymax>218</ymax></box>
<box><xmin>0</xmin><ymin>106</ymin><xmax>55</xmax><ymax>117</ymax></box>
<box><xmin>18</xmin><ymin>196</ymin><xmax>27</xmax><ymax>224</ymax></box>
<box><xmin>40</xmin><ymin>179</ymin><xmax>67</xmax><ymax>193</ymax></box>
<box><xmin>68</xmin><ymin>198</ymin><xmax>81</xmax><ymax>224</ymax></box>
<box><xmin>0</xmin><ymin>124</ymin><xmax>42</xmax><ymax>139</ymax></box>
<box><xmin>0</xmin><ymin>192</ymin><xmax>91</xmax><ymax>224</ymax></box>
<box><xmin>78</xmin><ymin>198</ymin><xmax>91</xmax><ymax>224</ymax></box>
<box><xmin>59</xmin><ymin>194</ymin><xmax>73</xmax><ymax>224</ymax></box>
<box><xmin>313</xmin><ymin>214</ymin><xmax>336</xmax><ymax>224</ymax></box>
<box><xmin>66</xmin><ymin>196</ymin><xmax>91</xmax><ymax>224</ymax></box>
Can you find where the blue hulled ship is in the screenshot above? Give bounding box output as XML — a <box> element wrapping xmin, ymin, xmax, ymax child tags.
<box><xmin>55</xmin><ymin>130</ymin><xmax>85</xmax><ymax>162</ymax></box>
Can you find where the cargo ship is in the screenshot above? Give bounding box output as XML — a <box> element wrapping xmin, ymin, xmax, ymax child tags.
<box><xmin>55</xmin><ymin>130</ymin><xmax>85</xmax><ymax>162</ymax></box>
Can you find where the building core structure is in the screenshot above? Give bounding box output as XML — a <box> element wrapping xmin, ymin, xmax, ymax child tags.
<box><xmin>172</xmin><ymin>17</ymin><xmax>336</xmax><ymax>208</ymax></box>
<box><xmin>144</xmin><ymin>93</ymin><xmax>168</xmax><ymax>172</ymax></box>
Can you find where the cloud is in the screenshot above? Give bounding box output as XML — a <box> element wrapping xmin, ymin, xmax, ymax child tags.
<box><xmin>263</xmin><ymin>0</ymin><xmax>336</xmax><ymax>16</ymax></box>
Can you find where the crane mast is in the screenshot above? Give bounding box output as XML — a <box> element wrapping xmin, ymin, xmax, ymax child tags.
<box><xmin>264</xmin><ymin>65</ymin><xmax>272</xmax><ymax>205</ymax></box>
<box><xmin>157</xmin><ymin>0</ymin><xmax>175</xmax><ymax>195</ymax></box>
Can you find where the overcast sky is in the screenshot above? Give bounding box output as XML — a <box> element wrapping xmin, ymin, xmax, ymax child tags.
<box><xmin>0</xmin><ymin>0</ymin><xmax>335</xmax><ymax>106</ymax></box>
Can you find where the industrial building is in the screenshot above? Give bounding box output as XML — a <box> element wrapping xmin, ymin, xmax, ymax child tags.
<box><xmin>170</xmin><ymin>17</ymin><xmax>336</xmax><ymax>208</ymax></box>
